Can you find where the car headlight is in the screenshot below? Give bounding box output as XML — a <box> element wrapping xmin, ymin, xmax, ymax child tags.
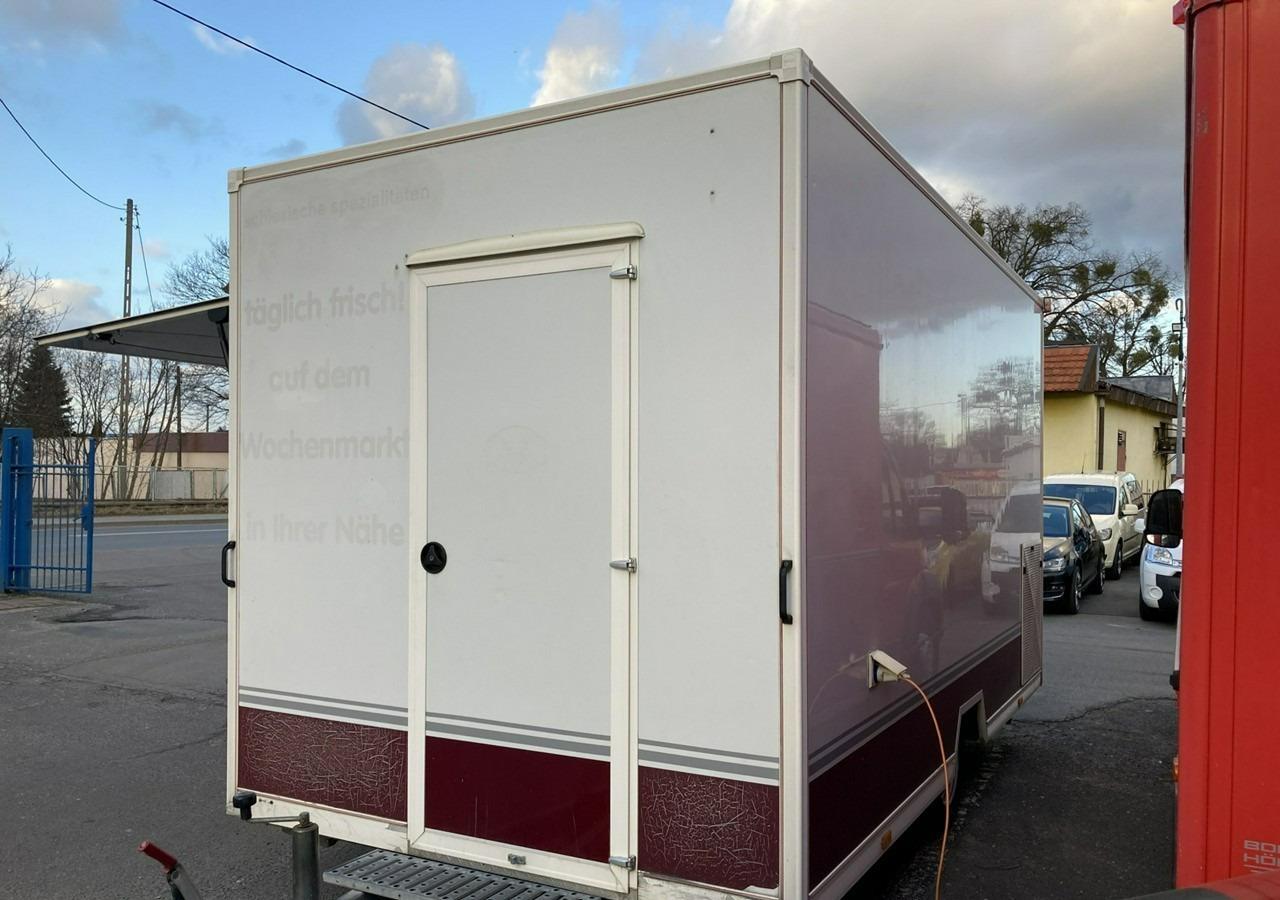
<box><xmin>1097</xmin><ymin>527</ymin><xmax>1113</xmax><ymax>541</ymax></box>
<box><xmin>1043</xmin><ymin>556</ymin><xmax>1067</xmax><ymax>573</ymax></box>
<box><xmin>1147</xmin><ymin>546</ymin><xmax>1177</xmax><ymax>566</ymax></box>
<box><xmin>990</xmin><ymin>544</ymin><xmax>1012</xmax><ymax>563</ymax></box>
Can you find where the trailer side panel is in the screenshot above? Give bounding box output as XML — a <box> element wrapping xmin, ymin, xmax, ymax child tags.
<box><xmin>802</xmin><ymin>83</ymin><xmax>1043</xmax><ymax>895</ymax></box>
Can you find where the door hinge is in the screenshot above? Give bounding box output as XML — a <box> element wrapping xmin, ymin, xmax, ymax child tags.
<box><xmin>608</xmin><ymin>855</ymin><xmax>636</xmax><ymax>870</ymax></box>
<box><xmin>610</xmin><ymin>265</ymin><xmax>637</xmax><ymax>280</ymax></box>
<box><xmin>610</xmin><ymin>557</ymin><xmax>637</xmax><ymax>572</ymax></box>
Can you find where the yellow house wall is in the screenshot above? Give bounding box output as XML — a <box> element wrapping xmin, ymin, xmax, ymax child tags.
<box><xmin>1101</xmin><ymin>402</ymin><xmax>1172</xmax><ymax>490</ymax></box>
<box><xmin>1044</xmin><ymin>393</ymin><xmax>1173</xmax><ymax>491</ymax></box>
<box><xmin>1044</xmin><ymin>394</ymin><xmax>1098</xmax><ymax>477</ymax></box>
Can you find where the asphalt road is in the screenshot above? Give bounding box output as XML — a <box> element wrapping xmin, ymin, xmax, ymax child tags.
<box><xmin>853</xmin><ymin>555</ymin><xmax>1179</xmax><ymax>900</ymax></box>
<box><xmin>93</xmin><ymin>520</ymin><xmax>230</xmax><ymax>552</ymax></box>
<box><xmin>0</xmin><ymin>519</ymin><xmax>1177</xmax><ymax>900</ymax></box>
<box><xmin>0</xmin><ymin>515</ymin><xmax>364</xmax><ymax>900</ymax></box>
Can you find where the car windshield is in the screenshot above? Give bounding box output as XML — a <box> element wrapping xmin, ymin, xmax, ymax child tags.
<box><xmin>995</xmin><ymin>492</ymin><xmax>1041</xmax><ymax>534</ymax></box>
<box><xmin>1045</xmin><ymin>483</ymin><xmax>1117</xmax><ymax>516</ymax></box>
<box><xmin>1043</xmin><ymin>504</ymin><xmax>1071</xmax><ymax>538</ymax></box>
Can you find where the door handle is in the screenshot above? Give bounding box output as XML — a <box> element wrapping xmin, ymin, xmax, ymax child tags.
<box><xmin>779</xmin><ymin>559</ymin><xmax>794</xmax><ymax>624</ymax></box>
<box><xmin>221</xmin><ymin>540</ymin><xmax>236</xmax><ymax>588</ymax></box>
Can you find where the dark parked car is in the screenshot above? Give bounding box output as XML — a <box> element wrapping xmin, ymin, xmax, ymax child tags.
<box><xmin>1041</xmin><ymin>497</ymin><xmax>1105</xmax><ymax>614</ymax></box>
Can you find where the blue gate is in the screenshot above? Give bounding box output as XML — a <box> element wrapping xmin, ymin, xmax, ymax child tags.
<box><xmin>1</xmin><ymin>428</ymin><xmax>96</xmax><ymax>593</ymax></box>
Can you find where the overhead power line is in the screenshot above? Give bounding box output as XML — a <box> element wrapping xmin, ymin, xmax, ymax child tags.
<box><xmin>148</xmin><ymin>0</ymin><xmax>429</xmax><ymax>131</ymax></box>
<box><xmin>135</xmin><ymin>214</ymin><xmax>157</xmax><ymax>309</ymax></box>
<box><xmin>0</xmin><ymin>94</ymin><xmax>126</xmax><ymax>211</ymax></box>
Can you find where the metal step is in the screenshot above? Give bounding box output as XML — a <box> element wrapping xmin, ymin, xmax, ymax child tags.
<box><xmin>325</xmin><ymin>850</ymin><xmax>607</xmax><ymax>900</ymax></box>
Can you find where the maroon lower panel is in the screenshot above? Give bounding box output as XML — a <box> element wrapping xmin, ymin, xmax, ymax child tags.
<box><xmin>809</xmin><ymin>639</ymin><xmax>1023</xmax><ymax>889</ymax></box>
<box><xmin>238</xmin><ymin>707</ymin><xmax>407</xmax><ymax>821</ymax></box>
<box><xmin>639</xmin><ymin>767</ymin><xmax>779</xmax><ymax>890</ymax></box>
<box><xmin>425</xmin><ymin>737</ymin><xmax>609</xmax><ymax>861</ymax></box>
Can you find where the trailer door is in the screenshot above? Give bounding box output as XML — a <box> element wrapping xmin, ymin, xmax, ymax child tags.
<box><xmin>408</xmin><ymin>234</ymin><xmax>636</xmax><ymax>894</ymax></box>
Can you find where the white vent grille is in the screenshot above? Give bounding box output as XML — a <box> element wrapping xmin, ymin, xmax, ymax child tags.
<box><xmin>1020</xmin><ymin>543</ymin><xmax>1044</xmax><ymax>681</ymax></box>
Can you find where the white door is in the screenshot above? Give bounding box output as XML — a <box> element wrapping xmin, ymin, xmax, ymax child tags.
<box><xmin>408</xmin><ymin>241</ymin><xmax>635</xmax><ymax>894</ymax></box>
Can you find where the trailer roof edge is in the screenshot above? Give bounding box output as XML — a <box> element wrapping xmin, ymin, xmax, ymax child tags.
<box><xmin>230</xmin><ymin>51</ymin><xmax>811</xmax><ymax>188</ymax></box>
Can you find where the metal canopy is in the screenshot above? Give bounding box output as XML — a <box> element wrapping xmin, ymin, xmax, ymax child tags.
<box><xmin>37</xmin><ymin>297</ymin><xmax>230</xmax><ymax>368</ymax></box>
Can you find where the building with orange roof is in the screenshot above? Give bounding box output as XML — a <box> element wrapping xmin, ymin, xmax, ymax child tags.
<box><xmin>1043</xmin><ymin>344</ymin><xmax>1179</xmax><ymax>491</ymax></box>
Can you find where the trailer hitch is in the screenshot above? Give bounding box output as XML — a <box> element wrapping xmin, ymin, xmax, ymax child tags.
<box><xmin>138</xmin><ymin>840</ymin><xmax>205</xmax><ymax>900</ymax></box>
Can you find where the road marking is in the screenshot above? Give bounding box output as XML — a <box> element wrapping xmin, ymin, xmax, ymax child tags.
<box><xmin>95</xmin><ymin>528</ymin><xmax>228</xmax><ymax>537</ymax></box>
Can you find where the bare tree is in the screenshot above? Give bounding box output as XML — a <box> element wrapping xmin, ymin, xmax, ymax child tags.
<box><xmin>956</xmin><ymin>195</ymin><xmax>1173</xmax><ymax>364</ymax></box>
<box><xmin>1062</xmin><ymin>294</ymin><xmax>1178</xmax><ymax>376</ymax></box>
<box><xmin>967</xmin><ymin>356</ymin><xmax>1040</xmax><ymax>437</ymax></box>
<box><xmin>0</xmin><ymin>244</ymin><xmax>63</xmax><ymax>425</ymax></box>
<box><xmin>159</xmin><ymin>236</ymin><xmax>229</xmax><ymax>428</ymax></box>
<box><xmin>54</xmin><ymin>345</ymin><xmax>185</xmax><ymax>499</ymax></box>
<box><xmin>1132</xmin><ymin>325</ymin><xmax>1179</xmax><ymax>377</ymax></box>
<box><xmin>43</xmin><ymin>349</ymin><xmax>115</xmax><ymax>467</ymax></box>
<box><xmin>59</xmin><ymin>350</ymin><xmax>117</xmax><ymax>440</ymax></box>
<box><xmin>117</xmin><ymin>356</ymin><xmax>180</xmax><ymax>496</ymax></box>
<box><xmin>880</xmin><ymin>404</ymin><xmax>940</xmax><ymax>448</ymax></box>
<box><xmin>0</xmin><ymin>241</ymin><xmax>190</xmax><ymax>495</ymax></box>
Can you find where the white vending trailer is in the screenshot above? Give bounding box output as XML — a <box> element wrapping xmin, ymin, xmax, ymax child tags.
<box><xmin>44</xmin><ymin>49</ymin><xmax>1043</xmax><ymax>900</ymax></box>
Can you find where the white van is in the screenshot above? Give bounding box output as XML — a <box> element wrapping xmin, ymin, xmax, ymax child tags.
<box><xmin>1139</xmin><ymin>477</ymin><xmax>1184</xmax><ymax>621</ymax></box>
<box><xmin>1043</xmin><ymin>472</ymin><xmax>1144</xmax><ymax>577</ymax></box>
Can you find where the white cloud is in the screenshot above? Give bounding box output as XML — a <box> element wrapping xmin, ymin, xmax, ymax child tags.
<box><xmin>136</xmin><ymin>101</ymin><xmax>223</xmax><ymax>142</ymax></box>
<box><xmin>267</xmin><ymin>138</ymin><xmax>307</xmax><ymax>160</ymax></box>
<box><xmin>533</xmin><ymin>5</ymin><xmax>624</xmax><ymax>106</ymax></box>
<box><xmin>141</xmin><ymin>238</ymin><xmax>170</xmax><ymax>261</ymax></box>
<box><xmin>44</xmin><ymin>279</ymin><xmax>115</xmax><ymax>331</ymax></box>
<box><xmin>637</xmin><ymin>0</ymin><xmax>1184</xmax><ymax>268</ymax></box>
<box><xmin>191</xmin><ymin>24</ymin><xmax>252</xmax><ymax>55</ymax></box>
<box><xmin>0</xmin><ymin>0</ymin><xmax>121</xmax><ymax>47</ymax></box>
<box><xmin>338</xmin><ymin>44</ymin><xmax>474</xmax><ymax>145</ymax></box>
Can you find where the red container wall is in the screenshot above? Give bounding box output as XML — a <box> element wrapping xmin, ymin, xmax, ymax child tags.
<box><xmin>1180</xmin><ymin>0</ymin><xmax>1280</xmax><ymax>886</ymax></box>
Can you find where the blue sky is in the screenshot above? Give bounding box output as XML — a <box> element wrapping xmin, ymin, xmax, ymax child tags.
<box><xmin>0</xmin><ymin>0</ymin><xmax>1185</xmax><ymax>331</ymax></box>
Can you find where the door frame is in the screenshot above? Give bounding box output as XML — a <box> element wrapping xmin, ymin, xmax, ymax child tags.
<box><xmin>406</xmin><ymin>227</ymin><xmax>640</xmax><ymax>895</ymax></box>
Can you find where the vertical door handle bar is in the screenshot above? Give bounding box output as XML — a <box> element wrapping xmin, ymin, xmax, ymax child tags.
<box><xmin>221</xmin><ymin>540</ymin><xmax>236</xmax><ymax>588</ymax></box>
<box><xmin>779</xmin><ymin>559</ymin><xmax>793</xmax><ymax>624</ymax></box>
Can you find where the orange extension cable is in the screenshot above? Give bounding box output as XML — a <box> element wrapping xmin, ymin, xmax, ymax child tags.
<box><xmin>901</xmin><ymin>675</ymin><xmax>950</xmax><ymax>900</ymax></box>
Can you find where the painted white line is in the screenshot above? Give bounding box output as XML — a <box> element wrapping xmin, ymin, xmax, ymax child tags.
<box><xmin>95</xmin><ymin>528</ymin><xmax>228</xmax><ymax>537</ymax></box>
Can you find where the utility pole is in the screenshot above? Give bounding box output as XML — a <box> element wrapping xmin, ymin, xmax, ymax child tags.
<box><xmin>118</xmin><ymin>198</ymin><xmax>133</xmax><ymax>499</ymax></box>
<box><xmin>1173</xmin><ymin>297</ymin><xmax>1186</xmax><ymax>481</ymax></box>
<box><xmin>175</xmin><ymin>366</ymin><xmax>183</xmax><ymax>470</ymax></box>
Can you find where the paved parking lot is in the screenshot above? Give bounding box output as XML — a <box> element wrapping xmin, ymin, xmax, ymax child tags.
<box><xmin>857</xmin><ymin>562</ymin><xmax>1179</xmax><ymax>900</ymax></box>
<box><xmin>0</xmin><ymin>518</ymin><xmax>360</xmax><ymax>899</ymax></box>
<box><xmin>0</xmin><ymin>519</ymin><xmax>1176</xmax><ymax>899</ymax></box>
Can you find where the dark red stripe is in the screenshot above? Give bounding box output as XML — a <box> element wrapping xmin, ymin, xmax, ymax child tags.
<box><xmin>424</xmin><ymin>737</ymin><xmax>609</xmax><ymax>861</ymax></box>
<box><xmin>808</xmin><ymin>638</ymin><xmax>1023</xmax><ymax>888</ymax></box>
<box><xmin>639</xmin><ymin>767</ymin><xmax>779</xmax><ymax>890</ymax></box>
<box><xmin>238</xmin><ymin>707</ymin><xmax>408</xmax><ymax>821</ymax></box>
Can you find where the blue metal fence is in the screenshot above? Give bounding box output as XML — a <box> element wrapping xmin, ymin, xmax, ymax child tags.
<box><xmin>1</xmin><ymin>428</ymin><xmax>96</xmax><ymax>594</ymax></box>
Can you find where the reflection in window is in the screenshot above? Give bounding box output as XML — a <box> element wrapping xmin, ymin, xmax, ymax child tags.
<box><xmin>996</xmin><ymin>492</ymin><xmax>1041</xmax><ymax>534</ymax></box>
<box><xmin>1042</xmin><ymin>505</ymin><xmax>1070</xmax><ymax>538</ymax></box>
<box><xmin>1044</xmin><ymin>484</ymin><xmax>1116</xmax><ymax>516</ymax></box>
